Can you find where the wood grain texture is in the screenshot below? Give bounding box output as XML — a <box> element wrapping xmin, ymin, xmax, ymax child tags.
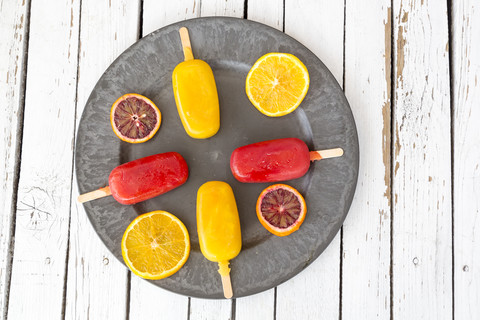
<box><xmin>247</xmin><ymin>0</ymin><xmax>283</xmax><ymax>31</ymax></box>
<box><xmin>236</xmin><ymin>290</ymin><xmax>275</xmax><ymax>320</ymax></box>
<box><xmin>392</xmin><ymin>0</ymin><xmax>452</xmax><ymax>318</ymax></box>
<box><xmin>341</xmin><ymin>1</ymin><xmax>391</xmax><ymax>318</ymax></box>
<box><xmin>200</xmin><ymin>0</ymin><xmax>244</xmax><ymax>18</ymax></box>
<box><xmin>452</xmin><ymin>1</ymin><xmax>480</xmax><ymax>318</ymax></box>
<box><xmin>143</xmin><ymin>0</ymin><xmax>199</xmax><ymax>36</ymax></box>
<box><xmin>276</xmin><ymin>0</ymin><xmax>343</xmax><ymax>319</ymax></box>
<box><xmin>0</xmin><ymin>0</ymin><xmax>28</xmax><ymax>316</ymax></box>
<box><xmin>64</xmin><ymin>1</ymin><xmax>140</xmax><ymax>318</ymax></box>
<box><xmin>6</xmin><ymin>0</ymin><xmax>80</xmax><ymax>318</ymax></box>
<box><xmin>129</xmin><ymin>281</ymin><xmax>189</xmax><ymax>320</ymax></box>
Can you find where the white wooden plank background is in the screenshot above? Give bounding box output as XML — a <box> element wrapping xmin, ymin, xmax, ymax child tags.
<box><xmin>392</xmin><ymin>0</ymin><xmax>452</xmax><ymax>318</ymax></box>
<box><xmin>452</xmin><ymin>0</ymin><xmax>480</xmax><ymax>318</ymax></box>
<box><xmin>342</xmin><ymin>0</ymin><xmax>391</xmax><ymax>318</ymax></box>
<box><xmin>0</xmin><ymin>0</ymin><xmax>28</xmax><ymax>318</ymax></box>
<box><xmin>1</xmin><ymin>0</ymin><xmax>480</xmax><ymax>319</ymax></box>
<box><xmin>6</xmin><ymin>0</ymin><xmax>80</xmax><ymax>318</ymax></box>
<box><xmin>64</xmin><ymin>0</ymin><xmax>139</xmax><ymax>319</ymax></box>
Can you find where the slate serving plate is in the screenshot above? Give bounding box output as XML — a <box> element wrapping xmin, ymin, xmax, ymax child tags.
<box><xmin>76</xmin><ymin>17</ymin><xmax>359</xmax><ymax>298</ymax></box>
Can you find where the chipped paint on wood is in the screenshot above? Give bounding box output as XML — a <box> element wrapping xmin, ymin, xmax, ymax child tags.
<box><xmin>452</xmin><ymin>1</ymin><xmax>480</xmax><ymax>318</ymax></box>
<box><xmin>392</xmin><ymin>0</ymin><xmax>452</xmax><ymax>318</ymax></box>
<box><xmin>6</xmin><ymin>0</ymin><xmax>81</xmax><ymax>318</ymax></box>
<box><xmin>341</xmin><ymin>1</ymin><xmax>392</xmax><ymax>318</ymax></box>
<box><xmin>64</xmin><ymin>1</ymin><xmax>138</xmax><ymax>319</ymax></box>
<box><xmin>383</xmin><ymin>6</ymin><xmax>392</xmax><ymax>204</ymax></box>
<box><xmin>0</xmin><ymin>0</ymin><xmax>28</xmax><ymax>317</ymax></box>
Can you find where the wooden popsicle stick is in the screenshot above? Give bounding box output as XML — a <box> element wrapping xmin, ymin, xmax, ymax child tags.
<box><xmin>309</xmin><ymin>147</ymin><xmax>344</xmax><ymax>161</ymax></box>
<box><xmin>77</xmin><ymin>186</ymin><xmax>112</xmax><ymax>203</ymax></box>
<box><xmin>217</xmin><ymin>261</ymin><xmax>233</xmax><ymax>298</ymax></box>
<box><xmin>179</xmin><ymin>27</ymin><xmax>194</xmax><ymax>61</ymax></box>
<box><xmin>221</xmin><ymin>274</ymin><xmax>233</xmax><ymax>299</ymax></box>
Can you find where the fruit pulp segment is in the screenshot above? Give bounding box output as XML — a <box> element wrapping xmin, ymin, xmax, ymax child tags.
<box><xmin>248</xmin><ymin>55</ymin><xmax>308</xmax><ymax>111</ymax></box>
<box><xmin>109</xmin><ymin>152</ymin><xmax>188</xmax><ymax>205</ymax></box>
<box><xmin>260</xmin><ymin>188</ymin><xmax>302</xmax><ymax>228</ymax></box>
<box><xmin>113</xmin><ymin>97</ymin><xmax>158</xmax><ymax>139</ymax></box>
<box><xmin>196</xmin><ymin>181</ymin><xmax>242</xmax><ymax>262</ymax></box>
<box><xmin>230</xmin><ymin>138</ymin><xmax>310</xmax><ymax>183</ymax></box>
<box><xmin>172</xmin><ymin>59</ymin><xmax>220</xmax><ymax>139</ymax></box>
<box><xmin>126</xmin><ymin>214</ymin><xmax>187</xmax><ymax>274</ymax></box>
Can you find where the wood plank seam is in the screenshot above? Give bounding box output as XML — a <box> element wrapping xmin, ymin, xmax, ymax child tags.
<box><xmin>274</xmin><ymin>287</ymin><xmax>277</xmax><ymax>319</ymax></box>
<box><xmin>3</xmin><ymin>0</ymin><xmax>32</xmax><ymax>317</ymax></box>
<box><xmin>61</xmin><ymin>0</ymin><xmax>84</xmax><ymax>318</ymax></box>
<box><xmin>339</xmin><ymin>0</ymin><xmax>346</xmax><ymax>319</ymax></box>
<box><xmin>389</xmin><ymin>1</ymin><xmax>395</xmax><ymax>319</ymax></box>
<box><xmin>445</xmin><ymin>1</ymin><xmax>455</xmax><ymax>319</ymax></box>
<box><xmin>137</xmin><ymin>0</ymin><xmax>144</xmax><ymax>39</ymax></box>
<box><xmin>126</xmin><ymin>272</ymin><xmax>131</xmax><ymax>320</ymax></box>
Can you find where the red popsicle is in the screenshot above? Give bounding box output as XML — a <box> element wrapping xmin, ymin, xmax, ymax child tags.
<box><xmin>230</xmin><ymin>138</ymin><xmax>343</xmax><ymax>183</ymax></box>
<box><xmin>78</xmin><ymin>152</ymin><xmax>188</xmax><ymax>205</ymax></box>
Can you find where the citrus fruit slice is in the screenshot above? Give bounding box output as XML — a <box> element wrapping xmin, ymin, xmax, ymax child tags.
<box><xmin>256</xmin><ymin>184</ymin><xmax>307</xmax><ymax>237</ymax></box>
<box><xmin>245</xmin><ymin>53</ymin><xmax>310</xmax><ymax>117</ymax></box>
<box><xmin>110</xmin><ymin>93</ymin><xmax>161</xmax><ymax>143</ymax></box>
<box><xmin>121</xmin><ymin>210</ymin><xmax>190</xmax><ymax>280</ymax></box>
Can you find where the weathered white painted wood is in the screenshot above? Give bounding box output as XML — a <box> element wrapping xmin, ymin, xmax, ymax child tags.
<box><xmin>236</xmin><ymin>290</ymin><xmax>275</xmax><ymax>320</ymax></box>
<box><xmin>285</xmin><ymin>0</ymin><xmax>344</xmax><ymax>85</ymax></box>
<box><xmin>392</xmin><ymin>1</ymin><xmax>452</xmax><ymax>318</ymax></box>
<box><xmin>452</xmin><ymin>1</ymin><xmax>480</xmax><ymax>319</ymax></box>
<box><xmin>341</xmin><ymin>1</ymin><xmax>391</xmax><ymax>318</ymax></box>
<box><xmin>189</xmin><ymin>299</ymin><xmax>232</xmax><ymax>320</ymax></box>
<box><xmin>247</xmin><ymin>0</ymin><xmax>283</xmax><ymax>31</ymax></box>
<box><xmin>64</xmin><ymin>1</ymin><xmax>139</xmax><ymax>318</ymax></box>
<box><xmin>276</xmin><ymin>1</ymin><xmax>343</xmax><ymax>319</ymax></box>
<box><xmin>143</xmin><ymin>0</ymin><xmax>199</xmax><ymax>36</ymax></box>
<box><xmin>234</xmin><ymin>3</ymin><xmax>283</xmax><ymax>318</ymax></box>
<box><xmin>126</xmin><ymin>2</ymin><xmax>196</xmax><ymax>319</ymax></box>
<box><xmin>6</xmin><ymin>0</ymin><xmax>80</xmax><ymax>318</ymax></box>
<box><xmin>200</xmin><ymin>0</ymin><xmax>244</xmax><ymax>18</ymax></box>
<box><xmin>0</xmin><ymin>0</ymin><xmax>28</xmax><ymax>316</ymax></box>
<box><xmin>129</xmin><ymin>281</ymin><xmax>189</xmax><ymax>320</ymax></box>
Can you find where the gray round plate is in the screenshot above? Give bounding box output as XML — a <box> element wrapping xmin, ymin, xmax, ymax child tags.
<box><xmin>76</xmin><ymin>17</ymin><xmax>359</xmax><ymax>299</ymax></box>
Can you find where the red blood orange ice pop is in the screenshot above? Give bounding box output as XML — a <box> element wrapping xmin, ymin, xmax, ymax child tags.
<box><xmin>78</xmin><ymin>152</ymin><xmax>188</xmax><ymax>205</ymax></box>
<box><xmin>230</xmin><ymin>138</ymin><xmax>343</xmax><ymax>183</ymax></box>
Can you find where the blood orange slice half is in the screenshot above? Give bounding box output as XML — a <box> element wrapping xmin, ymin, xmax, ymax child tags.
<box><xmin>110</xmin><ymin>93</ymin><xmax>161</xmax><ymax>143</ymax></box>
<box><xmin>256</xmin><ymin>184</ymin><xmax>307</xmax><ymax>237</ymax></box>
